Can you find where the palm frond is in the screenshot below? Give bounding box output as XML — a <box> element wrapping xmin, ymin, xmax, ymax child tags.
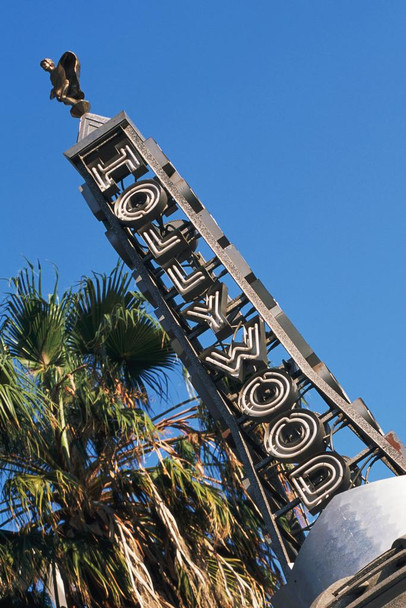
<box><xmin>1</xmin><ymin>264</ymin><xmax>68</xmax><ymax>373</ymax></box>
<box><xmin>101</xmin><ymin>308</ymin><xmax>175</xmax><ymax>397</ymax></box>
<box><xmin>0</xmin><ymin>263</ymin><xmax>280</xmax><ymax>607</ymax></box>
<box><xmin>69</xmin><ymin>263</ymin><xmax>144</xmax><ymax>356</ymax></box>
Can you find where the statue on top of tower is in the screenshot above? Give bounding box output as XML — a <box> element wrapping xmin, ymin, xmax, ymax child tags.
<box><xmin>40</xmin><ymin>51</ymin><xmax>91</xmax><ymax>118</ymax></box>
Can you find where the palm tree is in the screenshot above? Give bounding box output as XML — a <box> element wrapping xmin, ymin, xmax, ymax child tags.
<box><xmin>0</xmin><ymin>263</ymin><xmax>279</xmax><ymax>607</ymax></box>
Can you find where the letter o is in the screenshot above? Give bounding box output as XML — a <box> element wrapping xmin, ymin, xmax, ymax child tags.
<box><xmin>114</xmin><ymin>180</ymin><xmax>168</xmax><ymax>228</ymax></box>
<box><xmin>238</xmin><ymin>368</ymin><xmax>298</xmax><ymax>421</ymax></box>
<box><xmin>264</xmin><ymin>409</ymin><xmax>326</xmax><ymax>463</ymax></box>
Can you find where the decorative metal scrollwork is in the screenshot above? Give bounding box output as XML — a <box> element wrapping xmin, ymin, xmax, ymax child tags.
<box><xmin>238</xmin><ymin>368</ymin><xmax>299</xmax><ymax>420</ymax></box>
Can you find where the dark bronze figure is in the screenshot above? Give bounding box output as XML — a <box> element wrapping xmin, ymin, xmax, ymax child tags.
<box><xmin>40</xmin><ymin>51</ymin><xmax>91</xmax><ymax>118</ymax></box>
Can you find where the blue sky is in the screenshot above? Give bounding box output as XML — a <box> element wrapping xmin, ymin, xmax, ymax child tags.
<box><xmin>1</xmin><ymin>1</ymin><xmax>405</xmax><ymax>446</ymax></box>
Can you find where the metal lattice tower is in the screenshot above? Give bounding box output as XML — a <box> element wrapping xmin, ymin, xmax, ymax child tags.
<box><xmin>65</xmin><ymin>111</ymin><xmax>406</xmax><ymax>599</ymax></box>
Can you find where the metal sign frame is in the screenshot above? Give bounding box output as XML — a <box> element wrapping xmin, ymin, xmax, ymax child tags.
<box><xmin>65</xmin><ymin>111</ymin><xmax>406</xmax><ymax>578</ymax></box>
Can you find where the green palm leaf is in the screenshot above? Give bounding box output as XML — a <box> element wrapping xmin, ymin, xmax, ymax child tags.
<box><xmin>0</xmin><ymin>263</ymin><xmax>280</xmax><ymax>607</ymax></box>
<box><xmin>101</xmin><ymin>307</ymin><xmax>175</xmax><ymax>396</ymax></box>
<box><xmin>69</xmin><ymin>263</ymin><xmax>144</xmax><ymax>355</ymax></box>
<box><xmin>1</xmin><ymin>263</ymin><xmax>68</xmax><ymax>373</ymax></box>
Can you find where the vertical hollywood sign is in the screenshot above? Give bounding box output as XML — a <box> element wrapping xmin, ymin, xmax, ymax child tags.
<box><xmin>66</xmin><ymin>112</ymin><xmax>406</xmax><ymax>574</ymax></box>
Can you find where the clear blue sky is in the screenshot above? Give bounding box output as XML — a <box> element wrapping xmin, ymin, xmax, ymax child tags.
<box><xmin>1</xmin><ymin>1</ymin><xmax>405</xmax><ymax>445</ymax></box>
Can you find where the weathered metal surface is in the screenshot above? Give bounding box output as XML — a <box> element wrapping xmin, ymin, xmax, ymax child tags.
<box><xmin>273</xmin><ymin>476</ymin><xmax>406</xmax><ymax>607</ymax></box>
<box><xmin>77</xmin><ymin>113</ymin><xmax>109</xmax><ymax>141</ymax></box>
<box><xmin>65</xmin><ymin>110</ymin><xmax>406</xmax><ymax>582</ymax></box>
<box><xmin>310</xmin><ymin>536</ymin><xmax>406</xmax><ymax>607</ymax></box>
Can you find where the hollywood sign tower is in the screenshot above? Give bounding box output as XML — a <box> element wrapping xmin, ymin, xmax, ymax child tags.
<box><xmin>46</xmin><ymin>52</ymin><xmax>406</xmax><ymax>606</ymax></box>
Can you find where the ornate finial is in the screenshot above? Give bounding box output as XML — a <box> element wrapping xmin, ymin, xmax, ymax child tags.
<box><xmin>40</xmin><ymin>51</ymin><xmax>91</xmax><ymax>118</ymax></box>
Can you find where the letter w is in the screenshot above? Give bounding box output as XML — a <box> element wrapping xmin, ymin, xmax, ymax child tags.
<box><xmin>201</xmin><ymin>317</ymin><xmax>267</xmax><ymax>381</ymax></box>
